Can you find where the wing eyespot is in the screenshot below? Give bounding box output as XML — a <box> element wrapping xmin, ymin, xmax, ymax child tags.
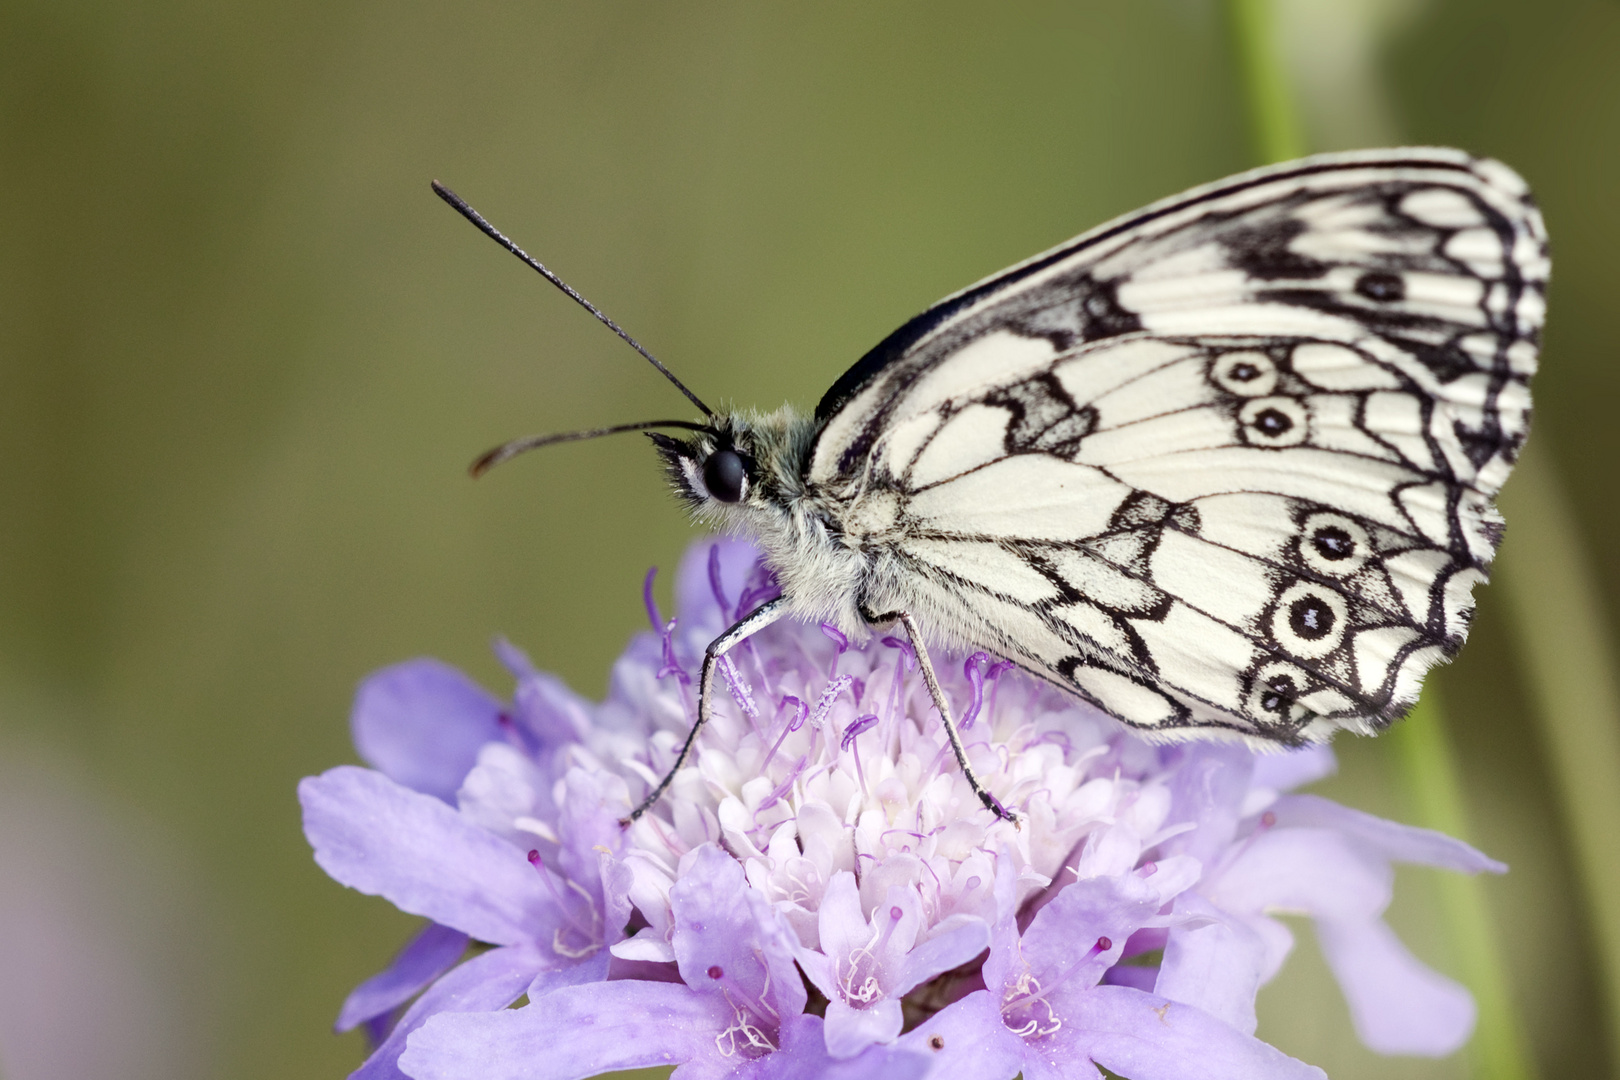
<box><xmin>1270</xmin><ymin>582</ymin><xmax>1349</xmax><ymax>659</ymax></box>
<box><xmin>1210</xmin><ymin>351</ymin><xmax>1279</xmax><ymax>397</ymax></box>
<box><xmin>1354</xmin><ymin>270</ymin><xmax>1406</xmax><ymax>302</ymax></box>
<box><xmin>1298</xmin><ymin>512</ymin><xmax>1372</xmax><ymax>577</ymax></box>
<box><xmin>1244</xmin><ymin>660</ymin><xmax>1322</xmax><ymax>730</ymax></box>
<box><xmin>1238</xmin><ymin>397</ymin><xmax>1308</xmax><ymax>447</ymax></box>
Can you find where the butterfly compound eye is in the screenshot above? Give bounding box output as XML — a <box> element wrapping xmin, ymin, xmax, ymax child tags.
<box><xmin>702</xmin><ymin>449</ymin><xmax>747</xmax><ymax>503</ymax></box>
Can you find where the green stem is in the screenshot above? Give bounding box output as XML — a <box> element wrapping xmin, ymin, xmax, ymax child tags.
<box><xmin>1223</xmin><ymin>0</ymin><xmax>1306</xmax><ymax>164</ymax></box>
<box><xmin>1221</xmin><ymin>1</ymin><xmax>1538</xmax><ymax>1076</ymax></box>
<box><xmin>1389</xmin><ymin>696</ymin><xmax>1536</xmax><ymax>1080</ymax></box>
<box><xmin>1496</xmin><ymin>445</ymin><xmax>1620</xmax><ymax>1072</ymax></box>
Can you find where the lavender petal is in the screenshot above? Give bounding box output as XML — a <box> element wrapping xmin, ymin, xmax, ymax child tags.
<box><xmin>526</xmin><ymin>950</ymin><xmax>610</xmax><ymax>1000</ymax></box>
<box><xmin>822</xmin><ymin>998</ymin><xmax>904</xmax><ymax>1059</ymax></box>
<box><xmin>1209</xmin><ymin>828</ymin><xmax>1390</xmax><ymax>923</ymax></box>
<box><xmin>670</xmin><ymin>844</ymin><xmax>807</xmax><ymax>1019</ymax></box>
<box><xmin>894</xmin><ymin>990</ymin><xmax>1028</xmax><ymax>1080</ymax></box>
<box><xmin>337</xmin><ymin>922</ymin><xmax>469</xmax><ymax>1033</ymax></box>
<box><xmin>300</xmin><ymin>767</ymin><xmax>559</xmax><ymax>946</ymax></box>
<box><xmin>511</xmin><ymin>670</ymin><xmax>594</xmax><ymax>751</ymax></box>
<box><xmin>351</xmin><ymin>660</ymin><xmax>506</xmax><ymax>803</ymax></box>
<box><xmin>979</xmin><ymin>847</ymin><xmax>1022</xmax><ymax>993</ymax></box>
<box><xmin>1065</xmin><ymin>986</ymin><xmax>1328</xmax><ymax>1080</ymax></box>
<box><xmin>397</xmin><ymin>980</ymin><xmax>732</xmax><ymax>1080</ymax></box>
<box><xmin>1273</xmin><ymin>794</ymin><xmax>1506</xmax><ymax>873</ymax></box>
<box><xmin>739</xmin><ymin>1014</ymin><xmax>932</xmax><ymax>1080</ymax></box>
<box><xmin>1315</xmin><ymin>916</ymin><xmax>1476</xmax><ymax>1056</ymax></box>
<box><xmin>1249</xmin><ymin>746</ymin><xmax>1337</xmax><ymax>793</ymax></box>
<box><xmin>1164</xmin><ymin>744</ymin><xmax>1256</xmax><ymax>866</ymax></box>
<box><xmin>553</xmin><ymin>766</ymin><xmax>629</xmax><ymax>903</ymax></box>
<box><xmin>892</xmin><ymin>916</ymin><xmax>991</xmax><ymax>998</ymax></box>
<box><xmin>1019</xmin><ymin>875</ymin><xmax>1162</xmax><ymax>991</ymax></box>
<box><xmin>353</xmin><ymin>943</ymin><xmax>542</xmax><ymax>1080</ymax></box>
<box><xmin>1154</xmin><ymin>894</ymin><xmax>1266</xmax><ymax>1035</ymax></box>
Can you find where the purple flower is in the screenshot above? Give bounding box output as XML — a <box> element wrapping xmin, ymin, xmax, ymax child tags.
<box><xmin>302</xmin><ymin>539</ymin><xmax>1503</xmax><ymax>1079</ymax></box>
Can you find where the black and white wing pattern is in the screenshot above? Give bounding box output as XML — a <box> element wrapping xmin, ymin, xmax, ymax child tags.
<box><xmin>810</xmin><ymin>148</ymin><xmax>1547</xmax><ymax>743</ymax></box>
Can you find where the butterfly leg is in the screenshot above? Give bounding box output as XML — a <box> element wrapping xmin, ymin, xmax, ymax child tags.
<box><xmin>869</xmin><ymin>609</ymin><xmax>1018</xmax><ymax>826</ymax></box>
<box><xmin>620</xmin><ymin>596</ymin><xmax>790</xmax><ymax>825</ymax></box>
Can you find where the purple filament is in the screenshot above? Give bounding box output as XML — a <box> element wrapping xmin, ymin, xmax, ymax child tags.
<box><xmin>960</xmin><ymin>653</ymin><xmax>1014</xmax><ymax>730</ymax></box>
<box><xmin>960</xmin><ymin>653</ymin><xmax>989</xmax><ymax>730</ymax></box>
<box><xmin>656</xmin><ymin>618</ymin><xmax>691</xmax><ymax>686</ymax></box>
<box><xmin>1029</xmin><ymin>730</ymin><xmax>1073</xmax><ymax>753</ymax></box>
<box><xmin>643</xmin><ymin>566</ymin><xmax>662</xmax><ymax>632</ymax></box>
<box><xmin>719</xmin><ymin>655</ymin><xmax>759</xmax><ymax>723</ymax></box>
<box><xmin>734</xmin><ymin>564</ymin><xmax>782</xmax><ymax>619</ymax></box>
<box><xmin>819</xmin><ymin>623</ymin><xmax>849</xmax><ymax>678</ymax></box>
<box><xmin>759</xmin><ymin>695</ymin><xmax>809</xmax><ymax>773</ymax></box>
<box><xmin>707</xmin><ymin>544</ymin><xmax>730</xmax><ymax>619</ymax></box>
<box><xmin>811</xmin><ymin>675</ymin><xmax>853</xmax><ymax>732</ymax></box>
<box><xmin>841</xmin><ymin>713</ymin><xmax>879</xmax><ymax>751</ymax></box>
<box><xmin>755</xmin><ymin>752</ymin><xmax>811</xmax><ymax>814</ymax></box>
<box><xmin>842</xmin><ymin>713</ymin><xmax>879</xmax><ymax>797</ymax></box>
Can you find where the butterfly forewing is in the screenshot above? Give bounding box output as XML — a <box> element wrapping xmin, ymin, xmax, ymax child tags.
<box><xmin>808</xmin><ymin>148</ymin><xmax>1546</xmax><ymax>743</ymax></box>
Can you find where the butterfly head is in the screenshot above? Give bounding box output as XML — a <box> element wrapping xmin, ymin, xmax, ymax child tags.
<box><xmin>649</xmin><ymin>406</ymin><xmax>815</xmax><ymax>526</ymax></box>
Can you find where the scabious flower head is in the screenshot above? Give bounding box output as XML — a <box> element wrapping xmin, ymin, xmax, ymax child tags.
<box><xmin>301</xmin><ymin>539</ymin><xmax>1504</xmax><ymax>1080</ymax></box>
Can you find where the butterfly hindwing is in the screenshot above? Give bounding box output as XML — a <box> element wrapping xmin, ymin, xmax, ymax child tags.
<box><xmin>810</xmin><ymin>148</ymin><xmax>1546</xmax><ymax>742</ymax></box>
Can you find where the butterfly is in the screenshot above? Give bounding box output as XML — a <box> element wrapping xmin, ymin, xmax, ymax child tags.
<box><xmin>435</xmin><ymin>147</ymin><xmax>1547</xmax><ymax>823</ymax></box>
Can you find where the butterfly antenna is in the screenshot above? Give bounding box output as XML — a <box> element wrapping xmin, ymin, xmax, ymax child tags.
<box><xmin>432</xmin><ymin>181</ymin><xmax>714</xmax><ymax>418</ymax></box>
<box><xmin>470</xmin><ymin>419</ymin><xmax>710</xmax><ymax>478</ymax></box>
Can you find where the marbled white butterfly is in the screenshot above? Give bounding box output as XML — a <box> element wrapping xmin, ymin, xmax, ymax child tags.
<box><xmin>437</xmin><ymin>147</ymin><xmax>1547</xmax><ymax>823</ymax></box>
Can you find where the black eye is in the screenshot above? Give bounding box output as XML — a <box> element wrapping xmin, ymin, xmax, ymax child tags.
<box><xmin>702</xmin><ymin>449</ymin><xmax>747</xmax><ymax>503</ymax></box>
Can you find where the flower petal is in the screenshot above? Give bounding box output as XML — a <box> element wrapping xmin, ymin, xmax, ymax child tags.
<box><xmin>352</xmin><ymin>660</ymin><xmax>505</xmax><ymax>803</ymax></box>
<box><xmin>354</xmin><ymin>943</ymin><xmax>542</xmax><ymax>1080</ymax></box>
<box><xmin>1315</xmin><ymin>916</ymin><xmax>1475</xmax><ymax>1056</ymax></box>
<box><xmin>1273</xmin><ymin>794</ymin><xmax>1505</xmax><ymax>873</ymax></box>
<box><xmin>812</xmin><ymin>871</ymin><xmax>867</xmax><ymax>992</ymax></box>
<box><xmin>1208</xmin><ymin>828</ymin><xmax>1389</xmax><ymax>923</ymax></box>
<box><xmin>979</xmin><ymin>848</ymin><xmax>1022</xmax><ymax>993</ymax></box>
<box><xmin>512</xmin><ymin>670</ymin><xmax>594</xmax><ymax>750</ymax></box>
<box><xmin>1154</xmin><ymin>894</ymin><xmax>1266</xmax><ymax>1035</ymax></box>
<box><xmin>823</xmin><ymin>997</ymin><xmax>904</xmax><ymax>1059</ymax></box>
<box><xmin>300</xmin><ymin>766</ymin><xmax>558</xmax><ymax>945</ymax></box>
<box><xmin>337</xmin><ymin>922</ymin><xmax>469</xmax><ymax>1033</ymax></box>
<box><xmin>1164</xmin><ymin>745</ymin><xmax>1255</xmax><ymax>866</ymax></box>
<box><xmin>1020</xmin><ymin>874</ymin><xmax>1164</xmax><ymax>991</ymax></box>
<box><xmin>1063</xmin><ymin>986</ymin><xmax>1327</xmax><ymax>1080</ymax></box>
<box><xmin>671</xmin><ymin>844</ymin><xmax>807</xmax><ymax>1020</ymax></box>
<box><xmin>741</xmin><ymin>1014</ymin><xmax>932</xmax><ymax>1080</ymax></box>
<box><xmin>895</xmin><ymin>990</ymin><xmax>1029</xmax><ymax>1080</ymax></box>
<box><xmin>526</xmin><ymin>949</ymin><xmax>610</xmax><ymax>1000</ymax></box>
<box><xmin>397</xmin><ymin>980</ymin><xmax>732</xmax><ymax>1080</ymax></box>
<box><xmin>1249</xmin><ymin>746</ymin><xmax>1336</xmax><ymax>793</ymax></box>
<box><xmin>554</xmin><ymin>766</ymin><xmax>630</xmax><ymax>903</ymax></box>
<box><xmin>893</xmin><ymin>915</ymin><xmax>991</xmax><ymax>998</ymax></box>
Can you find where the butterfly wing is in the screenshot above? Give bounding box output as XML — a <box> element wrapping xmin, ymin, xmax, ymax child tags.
<box><xmin>809</xmin><ymin>148</ymin><xmax>1547</xmax><ymax>742</ymax></box>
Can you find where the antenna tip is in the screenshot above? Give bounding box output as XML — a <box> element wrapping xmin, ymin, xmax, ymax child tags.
<box><xmin>469</xmin><ymin>447</ymin><xmax>500</xmax><ymax>478</ymax></box>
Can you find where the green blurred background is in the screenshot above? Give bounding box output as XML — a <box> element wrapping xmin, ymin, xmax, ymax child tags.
<box><xmin>1</xmin><ymin>1</ymin><xmax>1617</xmax><ymax>1078</ymax></box>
